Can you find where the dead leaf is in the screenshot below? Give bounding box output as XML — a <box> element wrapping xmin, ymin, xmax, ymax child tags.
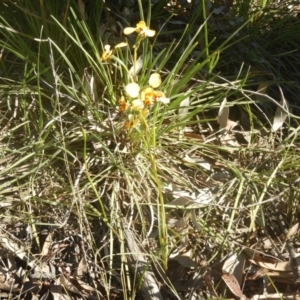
<box><xmin>51</xmin><ymin>292</ymin><xmax>70</xmax><ymax>300</ymax></box>
<box><xmin>249</xmin><ymin>256</ymin><xmax>299</xmax><ymax>273</ymax></box>
<box><xmin>182</xmin><ymin>154</ymin><xmax>212</xmax><ymax>171</ymax></box>
<box><xmin>287</xmin><ymin>223</ymin><xmax>299</xmax><ymax>239</ymax></box>
<box><xmin>217</xmin><ymin>98</ymin><xmax>229</xmax><ymax>129</ymax></box>
<box><xmin>74</xmin><ymin>256</ymin><xmax>88</xmax><ymax>278</ymax></box>
<box><xmin>75</xmin><ymin>277</ymin><xmax>99</xmax><ymax>293</ymax></box>
<box><xmin>169</xmin><ymin>249</ymin><xmax>198</xmax><ymax>269</ymax></box>
<box><xmin>0</xmin><ymin>281</ymin><xmax>20</xmax><ymax>292</ymax></box>
<box><xmin>243</xmin><ymin>248</ymin><xmax>281</xmax><ymax>264</ymax></box>
<box><xmin>59</xmin><ymin>273</ymin><xmax>82</xmax><ymax>296</ymax></box>
<box><xmin>0</xmin><ymin>228</ymin><xmax>37</xmax><ymax>269</ymax></box>
<box><xmin>272</xmin><ymin>86</ymin><xmax>289</xmax><ymax>132</ymax></box>
<box><xmin>220</xmin><ymin>132</ymin><xmax>240</xmax><ymax>149</ymax></box>
<box><xmin>168</xmin><ymin>216</ymin><xmax>188</xmax><ymax>231</ymax></box>
<box><xmin>164</xmin><ymin>186</ymin><xmax>214</xmax><ymax>209</ymax></box>
<box><xmin>217</xmin><ymin>98</ymin><xmax>238</xmax><ymax>131</ymax></box>
<box><xmin>129</xmin><ymin>55</ymin><xmax>143</xmax><ymax>78</ymax></box>
<box><xmin>40</xmin><ymin>232</ymin><xmax>53</xmax><ymax>256</ymax></box>
<box><xmin>178</xmin><ymin>96</ymin><xmax>190</xmax><ymax>121</ymax></box>
<box><xmin>246</xmin><ymin>267</ymin><xmax>269</xmax><ymax>280</ymax></box>
<box><xmin>222</xmin><ymin>252</ymin><xmax>246</xmax><ymax>286</ymax></box>
<box><xmin>50</xmin><ymin>282</ymin><xmax>70</xmax><ymax>300</ymax></box>
<box><xmin>83</xmin><ymin>69</ymin><xmax>98</xmax><ymax>102</ymax></box>
<box><xmin>221</xmin><ymin>273</ymin><xmax>244</xmax><ymax>298</ymax></box>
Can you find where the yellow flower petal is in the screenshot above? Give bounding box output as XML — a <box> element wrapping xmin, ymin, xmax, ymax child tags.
<box><xmin>136</xmin><ymin>21</ymin><xmax>155</xmax><ymax>37</ymax></box>
<box><xmin>124</xmin><ymin>27</ymin><xmax>136</xmax><ymax>35</ymax></box>
<box><xmin>115</xmin><ymin>42</ymin><xmax>128</xmax><ymax>48</ymax></box>
<box><xmin>136</xmin><ymin>21</ymin><xmax>147</xmax><ymax>30</ymax></box>
<box><xmin>118</xmin><ymin>96</ymin><xmax>129</xmax><ymax>112</ymax></box>
<box><xmin>156</xmin><ymin>97</ymin><xmax>170</xmax><ymax>104</ymax></box>
<box><xmin>131</xmin><ymin>99</ymin><xmax>144</xmax><ymax>111</ymax></box>
<box><xmin>124</xmin><ymin>21</ymin><xmax>155</xmax><ymax>37</ymax></box>
<box><xmin>125</xmin><ymin>114</ymin><xmax>140</xmax><ymax>129</ymax></box>
<box><xmin>141</xmin><ymin>87</ymin><xmax>153</xmax><ymax>99</ymax></box>
<box><xmin>142</xmin><ymin>87</ymin><xmax>154</xmax><ymax>93</ymax></box>
<box><xmin>125</xmin><ymin>82</ymin><xmax>140</xmax><ymax>98</ymax></box>
<box><xmin>141</xmin><ymin>87</ymin><xmax>155</xmax><ymax>106</ymax></box>
<box><xmin>153</xmin><ymin>90</ymin><xmax>165</xmax><ymax>97</ymax></box>
<box><xmin>149</xmin><ymin>73</ymin><xmax>161</xmax><ymax>88</ymax></box>
<box><xmin>145</xmin><ymin>29</ymin><xmax>156</xmax><ymax>37</ymax></box>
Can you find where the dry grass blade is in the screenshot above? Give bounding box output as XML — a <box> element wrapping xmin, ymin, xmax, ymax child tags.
<box><xmin>123</xmin><ymin>223</ymin><xmax>163</xmax><ymax>300</ymax></box>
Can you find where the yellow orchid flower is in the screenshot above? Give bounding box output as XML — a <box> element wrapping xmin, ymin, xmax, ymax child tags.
<box><xmin>124</xmin><ymin>114</ymin><xmax>140</xmax><ymax>129</ymax></box>
<box><xmin>140</xmin><ymin>73</ymin><xmax>170</xmax><ymax>105</ymax></box>
<box><xmin>101</xmin><ymin>44</ymin><xmax>113</xmax><ymax>62</ymax></box>
<box><xmin>124</xmin><ymin>21</ymin><xmax>155</xmax><ymax>37</ymax></box>
<box><xmin>118</xmin><ymin>96</ymin><xmax>129</xmax><ymax>112</ymax></box>
<box><xmin>101</xmin><ymin>43</ymin><xmax>128</xmax><ymax>62</ymax></box>
<box><xmin>141</xmin><ymin>87</ymin><xmax>155</xmax><ymax>106</ymax></box>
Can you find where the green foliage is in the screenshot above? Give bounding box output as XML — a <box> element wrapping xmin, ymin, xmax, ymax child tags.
<box><xmin>1</xmin><ymin>0</ymin><xmax>300</xmax><ymax>298</ymax></box>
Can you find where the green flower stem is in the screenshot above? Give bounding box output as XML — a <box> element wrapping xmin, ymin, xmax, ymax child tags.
<box><xmin>140</xmin><ymin>107</ymin><xmax>168</xmax><ymax>271</ymax></box>
<box><xmin>133</xmin><ymin>39</ymin><xmax>141</xmax><ymax>81</ymax></box>
<box><xmin>150</xmin><ymin>152</ymin><xmax>168</xmax><ymax>270</ymax></box>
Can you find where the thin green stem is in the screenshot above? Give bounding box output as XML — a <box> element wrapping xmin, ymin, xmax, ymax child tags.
<box><xmin>141</xmin><ymin>104</ymin><xmax>168</xmax><ymax>270</ymax></box>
